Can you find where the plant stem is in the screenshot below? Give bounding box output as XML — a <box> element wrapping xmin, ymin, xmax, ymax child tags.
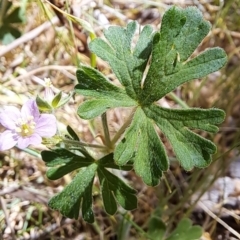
<box><xmin>20</xmin><ymin>147</ymin><xmax>41</xmax><ymax>158</ymax></box>
<box><xmin>168</xmin><ymin>92</ymin><xmax>189</xmax><ymax>109</ymax></box>
<box><xmin>101</xmin><ymin>113</ymin><xmax>112</xmax><ymax>149</ymax></box>
<box><xmin>123</xmin><ymin>213</ymin><xmax>152</xmax><ymax>239</ymax></box>
<box><xmin>62</xmin><ymin>138</ymin><xmax>106</xmax><ymax>149</ymax></box>
<box><xmin>162</xmin><ymin>173</ymin><xmax>172</xmax><ymax>193</ymax></box>
<box><xmin>111</xmin><ymin>108</ymin><xmax>136</xmax><ymax>145</ymax></box>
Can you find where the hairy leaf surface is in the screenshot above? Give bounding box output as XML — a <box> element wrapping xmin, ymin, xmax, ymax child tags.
<box><xmin>75</xmin><ymin>6</ymin><xmax>227</xmax><ymax>185</ymax></box>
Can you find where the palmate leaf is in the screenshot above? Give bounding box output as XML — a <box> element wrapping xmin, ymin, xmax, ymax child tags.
<box><xmin>166</xmin><ymin>218</ymin><xmax>202</xmax><ymax>240</ymax></box>
<box><xmin>42</xmin><ymin>150</ymin><xmax>137</xmax><ymax>221</ymax></box>
<box><xmin>97</xmin><ymin>166</ymin><xmax>137</xmax><ymax>215</ymax></box>
<box><xmin>0</xmin><ymin>1</ymin><xmax>25</xmax><ymax>44</ymax></box>
<box><xmin>75</xmin><ymin>6</ymin><xmax>227</xmax><ymax>186</ymax></box>
<box><xmin>147</xmin><ymin>216</ymin><xmax>202</xmax><ymax>240</ymax></box>
<box><xmin>114</xmin><ymin>107</ymin><xmax>168</xmax><ymax>186</ymax></box>
<box><xmin>48</xmin><ymin>163</ymin><xmax>97</xmax><ymax>222</ymax></box>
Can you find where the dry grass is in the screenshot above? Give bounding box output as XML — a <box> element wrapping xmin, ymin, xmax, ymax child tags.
<box><xmin>0</xmin><ymin>0</ymin><xmax>240</xmax><ymax>239</ymax></box>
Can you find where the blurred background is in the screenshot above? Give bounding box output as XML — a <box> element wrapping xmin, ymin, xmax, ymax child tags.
<box><xmin>0</xmin><ymin>0</ymin><xmax>240</xmax><ymax>239</ymax></box>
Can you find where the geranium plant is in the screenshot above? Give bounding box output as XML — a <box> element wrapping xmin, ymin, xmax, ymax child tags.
<box><xmin>0</xmin><ymin>5</ymin><xmax>227</xmax><ymax>227</ymax></box>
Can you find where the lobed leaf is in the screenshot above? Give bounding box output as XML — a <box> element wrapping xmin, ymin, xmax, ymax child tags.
<box><xmin>147</xmin><ymin>217</ymin><xmax>166</xmax><ymax>240</ymax></box>
<box><xmin>144</xmin><ymin>105</ymin><xmax>225</xmax><ymax>170</ymax></box>
<box><xmin>115</xmin><ymin>108</ymin><xmax>168</xmax><ymax>186</ymax></box>
<box><xmin>44</xmin><ymin>149</ymin><xmax>137</xmax><ymax>220</ymax></box>
<box><xmin>89</xmin><ymin>21</ymin><xmax>154</xmax><ymax>99</ymax></box>
<box><xmin>0</xmin><ymin>2</ymin><xmax>25</xmax><ymax>45</ymax></box>
<box><xmin>41</xmin><ymin>148</ymin><xmax>94</xmax><ymax>179</ymax></box>
<box><xmin>75</xmin><ymin>66</ymin><xmax>136</xmax><ymax>119</ymax></box>
<box><xmin>41</xmin><ymin>148</ymin><xmax>94</xmax><ymax>167</ymax></box>
<box><xmin>48</xmin><ymin>163</ymin><xmax>97</xmax><ymax>222</ymax></box>
<box><xmin>97</xmin><ymin>166</ymin><xmax>137</xmax><ymax>214</ymax></box>
<box><xmin>51</xmin><ymin>6</ymin><xmax>228</xmax><ymax>221</ymax></box>
<box><xmin>139</xmin><ymin>7</ymin><xmax>227</xmax><ymax>105</ymax></box>
<box><xmin>166</xmin><ymin>218</ymin><xmax>202</xmax><ymax>240</ymax></box>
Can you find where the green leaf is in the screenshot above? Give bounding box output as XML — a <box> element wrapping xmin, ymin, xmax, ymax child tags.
<box><xmin>41</xmin><ymin>148</ymin><xmax>94</xmax><ymax>166</ymax></box>
<box><xmin>139</xmin><ymin>6</ymin><xmax>227</xmax><ymax>105</ymax></box>
<box><xmin>46</xmin><ymin>164</ymin><xmax>81</xmax><ymax>180</ymax></box>
<box><xmin>166</xmin><ymin>218</ymin><xmax>202</xmax><ymax>240</ymax></box>
<box><xmin>147</xmin><ymin>216</ymin><xmax>166</xmax><ymax>240</ymax></box>
<box><xmin>89</xmin><ymin>21</ymin><xmax>154</xmax><ymax>99</ymax></box>
<box><xmin>66</xmin><ymin>125</ymin><xmax>80</xmax><ymax>141</ymax></box>
<box><xmin>115</xmin><ymin>107</ymin><xmax>168</xmax><ymax>186</ymax></box>
<box><xmin>4</xmin><ymin>7</ymin><xmax>25</xmax><ymax>24</ymax></box>
<box><xmin>44</xmin><ymin>150</ymin><xmax>137</xmax><ymax>220</ymax></box>
<box><xmin>48</xmin><ymin>163</ymin><xmax>97</xmax><ymax>222</ymax></box>
<box><xmin>57</xmin><ymin>91</ymin><xmax>74</xmax><ymax>108</ymax></box>
<box><xmin>36</xmin><ymin>95</ymin><xmax>52</xmax><ymax>112</ymax></box>
<box><xmin>0</xmin><ymin>25</ymin><xmax>21</xmax><ymax>44</ymax></box>
<box><xmin>82</xmin><ymin>180</ymin><xmax>95</xmax><ymax>223</ymax></box>
<box><xmin>0</xmin><ymin>1</ymin><xmax>25</xmax><ymax>44</ymax></box>
<box><xmin>98</xmin><ymin>153</ymin><xmax>133</xmax><ymax>171</ymax></box>
<box><xmin>41</xmin><ymin>148</ymin><xmax>94</xmax><ymax>180</ymax></box>
<box><xmin>144</xmin><ymin>105</ymin><xmax>225</xmax><ymax>170</ymax></box>
<box><xmin>75</xmin><ymin>6</ymin><xmax>227</xmax><ymax>186</ymax></box>
<box><xmin>51</xmin><ymin>91</ymin><xmax>62</xmax><ymax>108</ymax></box>
<box><xmin>75</xmin><ymin>66</ymin><xmax>136</xmax><ymax>119</ymax></box>
<box><xmin>97</xmin><ymin>166</ymin><xmax>137</xmax><ymax>215</ymax></box>
<box><xmin>147</xmin><ymin>208</ymin><xmax>166</xmax><ymax>240</ymax></box>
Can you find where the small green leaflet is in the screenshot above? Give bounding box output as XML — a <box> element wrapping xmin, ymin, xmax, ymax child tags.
<box><xmin>41</xmin><ymin>148</ymin><xmax>94</xmax><ymax>180</ymax></box>
<box><xmin>166</xmin><ymin>218</ymin><xmax>202</xmax><ymax>240</ymax></box>
<box><xmin>147</xmin><ymin>217</ymin><xmax>202</xmax><ymax>240</ymax></box>
<box><xmin>75</xmin><ymin>6</ymin><xmax>227</xmax><ymax>186</ymax></box>
<box><xmin>0</xmin><ymin>1</ymin><xmax>25</xmax><ymax>44</ymax></box>
<box><xmin>97</xmin><ymin>165</ymin><xmax>137</xmax><ymax>215</ymax></box>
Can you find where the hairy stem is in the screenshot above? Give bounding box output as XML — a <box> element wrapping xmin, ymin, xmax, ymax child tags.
<box><xmin>168</xmin><ymin>92</ymin><xmax>189</xmax><ymax>109</ymax></box>
<box><xmin>62</xmin><ymin>138</ymin><xmax>106</xmax><ymax>149</ymax></box>
<box><xmin>111</xmin><ymin>108</ymin><xmax>136</xmax><ymax>145</ymax></box>
<box><xmin>101</xmin><ymin>112</ymin><xmax>112</xmax><ymax>149</ymax></box>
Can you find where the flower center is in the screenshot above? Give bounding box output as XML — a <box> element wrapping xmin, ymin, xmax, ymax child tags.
<box><xmin>15</xmin><ymin>116</ymin><xmax>36</xmax><ymax>137</ymax></box>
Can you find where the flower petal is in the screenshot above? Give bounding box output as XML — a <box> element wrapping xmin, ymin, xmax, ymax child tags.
<box><xmin>17</xmin><ymin>134</ymin><xmax>42</xmax><ymax>149</ymax></box>
<box><xmin>0</xmin><ymin>106</ymin><xmax>21</xmax><ymax>130</ymax></box>
<box><xmin>0</xmin><ymin>130</ymin><xmax>18</xmax><ymax>151</ymax></box>
<box><xmin>21</xmin><ymin>99</ymin><xmax>40</xmax><ymax>120</ymax></box>
<box><xmin>35</xmin><ymin>114</ymin><xmax>57</xmax><ymax>137</ymax></box>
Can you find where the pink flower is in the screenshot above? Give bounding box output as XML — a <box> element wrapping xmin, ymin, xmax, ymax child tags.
<box><xmin>0</xmin><ymin>99</ymin><xmax>57</xmax><ymax>150</ymax></box>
